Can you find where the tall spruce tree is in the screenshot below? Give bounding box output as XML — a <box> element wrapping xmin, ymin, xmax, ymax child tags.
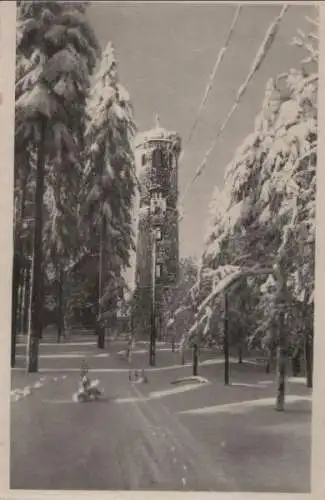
<box><xmin>81</xmin><ymin>42</ymin><xmax>136</xmax><ymax>349</ymax></box>
<box><xmin>15</xmin><ymin>1</ymin><xmax>100</xmax><ymax>371</ymax></box>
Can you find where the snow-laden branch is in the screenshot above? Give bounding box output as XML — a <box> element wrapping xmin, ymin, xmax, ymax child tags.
<box><xmin>197</xmin><ymin>266</ymin><xmax>273</xmax><ymax>315</ymax></box>
<box><xmin>305</xmin><ymin>16</ymin><xmax>319</xmax><ymax>30</ymax></box>
<box><xmin>291</xmin><ymin>22</ymin><xmax>319</xmax><ymax>63</ymax></box>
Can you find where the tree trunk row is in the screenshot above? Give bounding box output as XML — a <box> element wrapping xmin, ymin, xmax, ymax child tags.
<box><xmin>11</xmin><ymin>254</ymin><xmax>21</xmax><ymax>367</ymax></box>
<box><xmin>11</xmin><ymin>169</ymin><xmax>30</xmax><ymax>366</ymax></box>
<box><xmin>26</xmin><ymin>125</ymin><xmax>46</xmax><ymax>372</ymax></box>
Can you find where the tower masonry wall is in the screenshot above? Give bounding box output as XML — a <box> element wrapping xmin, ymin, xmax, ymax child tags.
<box><xmin>132</xmin><ymin>124</ymin><xmax>181</xmax><ymax>341</ymax></box>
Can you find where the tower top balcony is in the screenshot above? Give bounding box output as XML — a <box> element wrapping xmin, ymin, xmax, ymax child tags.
<box><xmin>134</xmin><ymin>113</ymin><xmax>181</xmax><ymax>151</ymax></box>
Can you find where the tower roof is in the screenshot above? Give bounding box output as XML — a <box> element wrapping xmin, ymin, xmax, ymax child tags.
<box><xmin>134</xmin><ymin>113</ymin><xmax>181</xmax><ymax>148</ymax></box>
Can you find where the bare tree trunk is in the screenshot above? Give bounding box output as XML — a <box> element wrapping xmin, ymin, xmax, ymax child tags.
<box><xmin>192</xmin><ymin>343</ymin><xmax>199</xmax><ymax>376</ymax></box>
<box><xmin>171</xmin><ymin>334</ymin><xmax>175</xmax><ymax>352</ymax></box>
<box><xmin>57</xmin><ymin>265</ymin><xmax>64</xmax><ymax>343</ymax></box>
<box><xmin>237</xmin><ymin>283</ymin><xmax>245</xmax><ymax>365</ymax></box>
<box><xmin>302</xmin><ymin>301</ymin><xmax>314</xmax><ymax>388</ymax></box>
<box><xmin>16</xmin><ymin>171</ymin><xmax>29</xmax><ymax>333</ymax></box>
<box><xmin>17</xmin><ymin>282</ymin><xmax>24</xmax><ymax>333</ymax></box>
<box><xmin>11</xmin><ymin>253</ymin><xmax>21</xmax><ymax>367</ymax></box>
<box><xmin>149</xmin><ymin>230</ymin><xmax>156</xmax><ymax>366</ymax></box>
<box><xmin>291</xmin><ymin>346</ymin><xmax>301</xmax><ymax>377</ymax></box>
<box><xmin>305</xmin><ymin>332</ymin><xmax>313</xmax><ymax>389</ymax></box>
<box><xmin>275</xmin><ymin>344</ymin><xmax>286</xmax><ymax>411</ymax></box>
<box><xmin>275</xmin><ymin>271</ymin><xmax>287</xmax><ymax>412</ymax></box>
<box><xmin>12</xmin><ymin>172</ymin><xmax>29</xmax><ymax>366</ymax></box>
<box><xmin>22</xmin><ymin>262</ymin><xmax>31</xmax><ymax>336</ymax></box>
<box><xmin>27</xmin><ymin>123</ymin><xmax>46</xmax><ymax>373</ymax></box>
<box><xmin>19</xmin><ymin>266</ymin><xmax>28</xmax><ymax>335</ymax></box>
<box><xmin>180</xmin><ymin>344</ymin><xmax>185</xmax><ymax>365</ymax></box>
<box><xmin>38</xmin><ymin>262</ymin><xmax>44</xmax><ymax>340</ymax></box>
<box><xmin>265</xmin><ymin>345</ymin><xmax>274</xmax><ymax>374</ymax></box>
<box><xmin>238</xmin><ymin>340</ymin><xmax>243</xmax><ymax>364</ymax></box>
<box><xmin>97</xmin><ymin>219</ymin><xmax>106</xmax><ymax>349</ymax></box>
<box><xmin>224</xmin><ymin>292</ymin><xmax>230</xmax><ymax>385</ymax></box>
<box><xmin>130</xmin><ymin>297</ymin><xmax>136</xmax><ymax>347</ymax></box>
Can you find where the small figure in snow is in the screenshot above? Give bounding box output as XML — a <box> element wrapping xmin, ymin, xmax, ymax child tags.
<box><xmin>80</xmin><ymin>360</ymin><xmax>91</xmax><ymax>391</ymax></box>
<box><xmin>73</xmin><ymin>360</ymin><xmax>103</xmax><ymax>402</ymax></box>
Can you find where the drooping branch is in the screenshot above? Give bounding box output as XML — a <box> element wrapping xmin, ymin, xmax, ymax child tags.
<box><xmin>197</xmin><ymin>266</ymin><xmax>273</xmax><ymax>315</ymax></box>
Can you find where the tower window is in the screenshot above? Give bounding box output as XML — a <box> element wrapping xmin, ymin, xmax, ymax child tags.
<box><xmin>141</xmin><ymin>154</ymin><xmax>146</xmax><ymax>166</ymax></box>
<box><xmin>152</xmin><ymin>149</ymin><xmax>164</xmax><ymax>167</ymax></box>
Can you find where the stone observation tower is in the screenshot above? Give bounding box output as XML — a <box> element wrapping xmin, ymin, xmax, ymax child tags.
<box><xmin>132</xmin><ymin>116</ymin><xmax>181</xmax><ymax>352</ymax></box>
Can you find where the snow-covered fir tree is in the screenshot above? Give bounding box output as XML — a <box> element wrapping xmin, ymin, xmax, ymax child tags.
<box><xmin>14</xmin><ymin>0</ymin><xmax>100</xmax><ymax>371</ymax></box>
<box><xmin>80</xmin><ymin>41</ymin><xmax>137</xmax><ymax>348</ymax></box>
<box><xmin>180</xmin><ymin>16</ymin><xmax>318</xmax><ymax>403</ymax></box>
